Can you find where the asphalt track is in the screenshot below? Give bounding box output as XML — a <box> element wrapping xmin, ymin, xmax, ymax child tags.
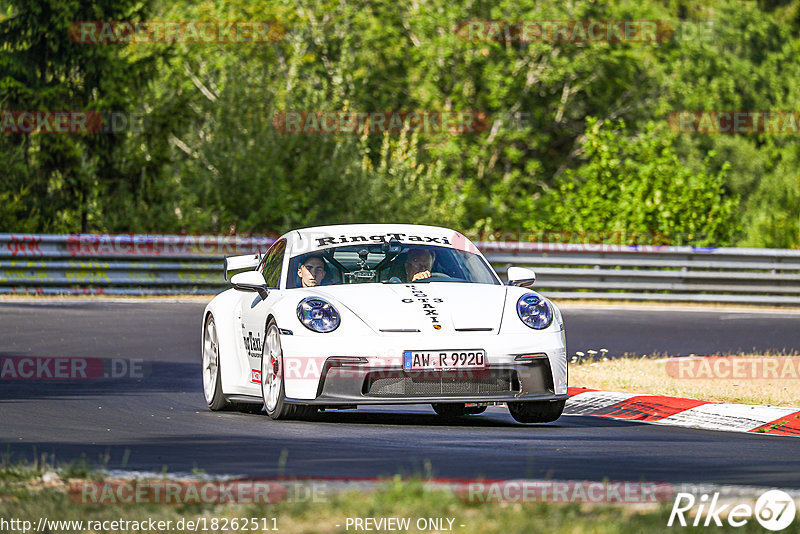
<box><xmin>1</xmin><ymin>300</ymin><xmax>799</xmax><ymax>487</ymax></box>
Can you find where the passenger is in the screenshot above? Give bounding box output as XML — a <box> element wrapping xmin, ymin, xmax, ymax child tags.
<box><xmin>297</xmin><ymin>254</ymin><xmax>327</xmax><ymax>288</ymax></box>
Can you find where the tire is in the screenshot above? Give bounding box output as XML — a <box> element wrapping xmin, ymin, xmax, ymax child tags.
<box><xmin>432</xmin><ymin>403</ymin><xmax>467</xmax><ymax>417</ymax></box>
<box><xmin>262</xmin><ymin>319</ymin><xmax>316</xmax><ymax>420</ymax></box>
<box><xmin>507</xmin><ymin>399</ymin><xmax>565</xmax><ymax>423</ymax></box>
<box><xmin>202</xmin><ymin>314</ymin><xmax>230</xmax><ymax>411</ymax></box>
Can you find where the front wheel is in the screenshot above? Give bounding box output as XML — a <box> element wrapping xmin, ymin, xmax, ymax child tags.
<box><xmin>262</xmin><ymin>319</ymin><xmax>316</xmax><ymax>420</ymax></box>
<box><xmin>202</xmin><ymin>315</ymin><xmax>229</xmax><ymax>411</ymax></box>
<box><xmin>507</xmin><ymin>400</ymin><xmax>565</xmax><ymax>423</ymax></box>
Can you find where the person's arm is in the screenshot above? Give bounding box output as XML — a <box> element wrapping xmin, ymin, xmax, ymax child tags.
<box><xmin>411</xmin><ymin>270</ymin><xmax>431</xmax><ymax>281</ymax></box>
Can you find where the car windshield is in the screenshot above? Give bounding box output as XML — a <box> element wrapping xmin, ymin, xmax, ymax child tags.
<box><xmin>287</xmin><ymin>244</ymin><xmax>500</xmax><ymax>288</ymax></box>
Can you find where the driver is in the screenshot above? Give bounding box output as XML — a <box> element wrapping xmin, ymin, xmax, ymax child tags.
<box><xmin>297</xmin><ymin>254</ymin><xmax>327</xmax><ymax>288</ymax></box>
<box><xmin>404</xmin><ymin>248</ymin><xmax>436</xmax><ymax>282</ymax></box>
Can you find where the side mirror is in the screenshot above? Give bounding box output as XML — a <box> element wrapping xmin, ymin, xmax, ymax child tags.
<box><xmin>507</xmin><ymin>266</ymin><xmax>536</xmax><ymax>287</ymax></box>
<box><xmin>230</xmin><ymin>271</ymin><xmax>269</xmax><ymax>299</ymax></box>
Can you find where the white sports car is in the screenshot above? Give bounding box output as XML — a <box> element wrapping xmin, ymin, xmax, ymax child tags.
<box><xmin>201</xmin><ymin>224</ymin><xmax>567</xmax><ymax>423</ymax></box>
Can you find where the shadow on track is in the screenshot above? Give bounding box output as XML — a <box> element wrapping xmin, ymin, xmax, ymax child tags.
<box><xmin>202</xmin><ymin>405</ymin><xmax>650</xmax><ymax>431</ymax></box>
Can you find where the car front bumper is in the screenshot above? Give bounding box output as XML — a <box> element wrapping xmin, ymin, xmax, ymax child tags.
<box><xmin>279</xmin><ymin>329</ymin><xmax>567</xmax><ymax>404</ymax></box>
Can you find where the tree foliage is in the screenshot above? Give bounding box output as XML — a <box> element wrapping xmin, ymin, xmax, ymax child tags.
<box><xmin>1</xmin><ymin>0</ymin><xmax>798</xmax><ymax>248</ymax></box>
<box><xmin>542</xmin><ymin>118</ymin><xmax>739</xmax><ymax>246</ymax></box>
<box><xmin>0</xmin><ymin>0</ymin><xmax>184</xmax><ymax>232</ymax></box>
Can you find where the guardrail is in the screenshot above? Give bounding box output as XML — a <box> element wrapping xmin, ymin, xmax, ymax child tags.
<box><xmin>0</xmin><ymin>234</ymin><xmax>274</xmax><ymax>296</ymax></box>
<box><xmin>2</xmin><ymin>234</ymin><xmax>799</xmax><ymax>304</ymax></box>
<box><xmin>480</xmin><ymin>242</ymin><xmax>800</xmax><ymax>305</ymax></box>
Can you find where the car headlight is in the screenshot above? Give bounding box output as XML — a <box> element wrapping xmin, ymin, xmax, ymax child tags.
<box><xmin>516</xmin><ymin>293</ymin><xmax>553</xmax><ymax>330</ymax></box>
<box><xmin>297</xmin><ymin>297</ymin><xmax>340</xmax><ymax>333</ymax></box>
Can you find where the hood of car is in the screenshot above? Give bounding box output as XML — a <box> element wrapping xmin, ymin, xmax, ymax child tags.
<box><xmin>310</xmin><ymin>282</ymin><xmax>508</xmax><ymax>334</ymax></box>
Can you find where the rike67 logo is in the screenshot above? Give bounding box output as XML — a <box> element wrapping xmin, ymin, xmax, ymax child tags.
<box><xmin>668</xmin><ymin>490</ymin><xmax>796</xmax><ymax>531</ymax></box>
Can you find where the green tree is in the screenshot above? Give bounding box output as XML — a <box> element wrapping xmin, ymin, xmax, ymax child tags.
<box><xmin>660</xmin><ymin>0</ymin><xmax>800</xmax><ymax>249</ymax></box>
<box><xmin>541</xmin><ymin>118</ymin><xmax>739</xmax><ymax>246</ymax></box>
<box><xmin>0</xmin><ymin>0</ymin><xmax>179</xmax><ymax>232</ymax></box>
<box><xmin>2</xmin><ymin>0</ymin><xmax>798</xmax><ymax>250</ymax></box>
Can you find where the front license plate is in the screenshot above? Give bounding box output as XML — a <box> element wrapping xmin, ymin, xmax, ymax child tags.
<box><xmin>403</xmin><ymin>350</ymin><xmax>486</xmax><ymax>370</ymax></box>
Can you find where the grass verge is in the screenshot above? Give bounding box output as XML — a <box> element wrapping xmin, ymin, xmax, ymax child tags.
<box><xmin>3</xmin><ymin>461</ymin><xmax>796</xmax><ymax>534</ymax></box>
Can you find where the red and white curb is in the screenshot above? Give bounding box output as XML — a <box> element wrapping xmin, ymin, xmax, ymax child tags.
<box><xmin>566</xmin><ymin>387</ymin><xmax>800</xmax><ymax>436</ymax></box>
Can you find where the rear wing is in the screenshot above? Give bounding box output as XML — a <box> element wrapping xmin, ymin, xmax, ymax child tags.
<box><xmin>224</xmin><ymin>252</ymin><xmax>262</xmax><ymax>281</ymax></box>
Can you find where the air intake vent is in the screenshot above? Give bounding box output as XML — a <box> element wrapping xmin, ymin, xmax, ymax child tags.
<box><xmin>363</xmin><ymin>370</ymin><xmax>519</xmax><ymax>397</ymax></box>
